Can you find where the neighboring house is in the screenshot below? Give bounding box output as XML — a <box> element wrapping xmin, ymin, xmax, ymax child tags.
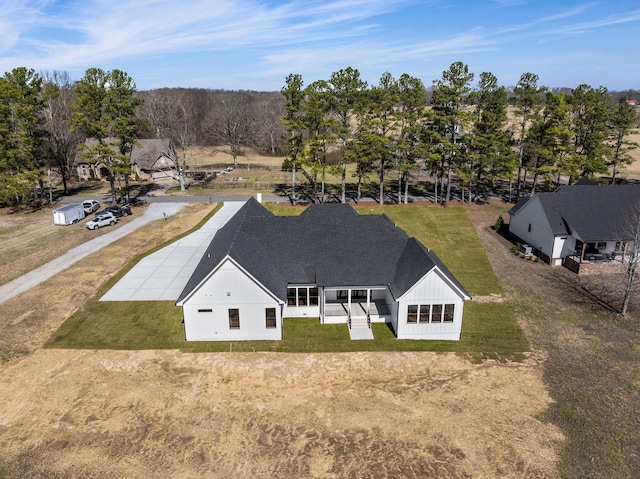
<box><xmin>75</xmin><ymin>138</ymin><xmax>175</xmax><ymax>181</ymax></box>
<box><xmin>176</xmin><ymin>199</ymin><xmax>471</xmax><ymax>341</ymax></box>
<box><xmin>508</xmin><ymin>185</ymin><xmax>640</xmax><ymax>273</ymax></box>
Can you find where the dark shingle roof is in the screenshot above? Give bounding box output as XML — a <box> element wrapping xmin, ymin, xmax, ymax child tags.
<box><xmin>75</xmin><ymin>138</ymin><xmax>172</xmax><ymax>169</ymax></box>
<box><xmin>389</xmin><ymin>238</ymin><xmax>468</xmax><ymax>299</ymax></box>
<box><xmin>177</xmin><ymin>199</ymin><xmax>470</xmax><ymax>303</ymax></box>
<box><xmin>532</xmin><ymin>185</ymin><xmax>640</xmax><ymax>241</ymax></box>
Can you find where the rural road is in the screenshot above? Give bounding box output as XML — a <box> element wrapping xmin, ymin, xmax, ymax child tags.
<box><xmin>61</xmin><ymin>194</ymin><xmax>286</xmax><ymax>204</ymax></box>
<box><xmin>0</xmin><ymin>202</ymin><xmax>191</xmax><ymax>305</ymax></box>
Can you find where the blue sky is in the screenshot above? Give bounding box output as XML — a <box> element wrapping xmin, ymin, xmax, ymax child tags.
<box><xmin>1</xmin><ymin>0</ymin><xmax>639</xmax><ymax>91</ymax></box>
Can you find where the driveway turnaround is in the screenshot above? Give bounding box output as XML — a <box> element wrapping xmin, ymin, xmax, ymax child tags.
<box><xmin>0</xmin><ymin>203</ymin><xmax>188</xmax><ymax>305</ymax></box>
<box><xmin>100</xmin><ymin>201</ymin><xmax>246</xmax><ymax>302</ymax></box>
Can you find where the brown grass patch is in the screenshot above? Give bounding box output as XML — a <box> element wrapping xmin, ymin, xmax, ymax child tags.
<box><xmin>0</xmin><ymin>204</ymin><xmax>148</xmax><ymax>286</ymax></box>
<box><xmin>0</xmin><ymin>202</ymin><xmax>215</xmax><ymax>362</ymax></box>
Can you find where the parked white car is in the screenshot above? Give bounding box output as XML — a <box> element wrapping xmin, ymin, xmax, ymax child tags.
<box><xmin>86</xmin><ymin>212</ymin><xmax>117</xmax><ymax>230</ymax></box>
<box><xmin>82</xmin><ymin>200</ymin><xmax>100</xmax><ymax>214</ymax></box>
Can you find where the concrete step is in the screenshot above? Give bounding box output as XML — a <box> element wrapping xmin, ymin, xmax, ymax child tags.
<box><xmin>349</xmin><ymin>316</ymin><xmax>370</xmax><ymax>329</ymax></box>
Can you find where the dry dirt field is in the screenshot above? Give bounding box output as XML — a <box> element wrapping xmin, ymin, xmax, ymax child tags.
<box><xmin>0</xmin><ymin>350</ymin><xmax>560</xmax><ymax>478</ymax></box>
<box><xmin>0</xmin><ymin>201</ymin><xmax>566</xmax><ymax>478</ymax></box>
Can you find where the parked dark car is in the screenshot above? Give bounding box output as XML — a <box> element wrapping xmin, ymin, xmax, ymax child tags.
<box><xmin>95</xmin><ymin>204</ymin><xmax>132</xmax><ymax>218</ymax></box>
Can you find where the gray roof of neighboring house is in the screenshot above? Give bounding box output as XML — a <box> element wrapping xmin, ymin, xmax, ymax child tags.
<box><xmin>75</xmin><ymin>138</ymin><xmax>172</xmax><ymax>170</ymax></box>
<box><xmin>176</xmin><ymin>199</ymin><xmax>470</xmax><ymax>304</ymax></box>
<box><xmin>512</xmin><ymin>185</ymin><xmax>640</xmax><ymax>242</ymax></box>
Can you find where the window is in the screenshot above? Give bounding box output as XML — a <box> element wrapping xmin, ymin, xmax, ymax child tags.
<box><xmin>337</xmin><ymin>289</ymin><xmax>366</xmax><ymax>300</ymax></box>
<box><xmin>309</xmin><ymin>288</ymin><xmax>319</xmax><ymax>306</ymax></box>
<box><xmin>432</xmin><ymin>304</ymin><xmax>443</xmax><ymax>323</ymax></box>
<box><xmin>288</xmin><ymin>287</ymin><xmax>318</xmax><ymax>306</ymax></box>
<box><xmin>197</xmin><ymin>308</ymin><xmax>213</xmax><ymax>313</ymax></box>
<box><xmin>287</xmin><ymin>288</ymin><xmax>296</xmax><ymax>306</ymax></box>
<box><xmin>265</xmin><ymin>308</ymin><xmax>277</xmax><ymax>328</ymax></box>
<box><xmin>228</xmin><ymin>309</ymin><xmax>240</xmax><ymax>329</ymax></box>
<box><xmin>407</xmin><ymin>304</ymin><xmax>455</xmax><ymax>324</ymax></box>
<box><xmin>419</xmin><ymin>304</ymin><xmax>431</xmax><ymax>323</ymax></box>
<box><xmin>444</xmin><ymin>304</ymin><xmax>455</xmax><ymax>323</ymax></box>
<box><xmin>298</xmin><ymin>288</ymin><xmax>308</xmax><ymax>306</ymax></box>
<box><xmin>407</xmin><ymin>305</ymin><xmax>418</xmax><ymax>323</ymax></box>
<box><xmin>596</xmin><ymin>241</ymin><xmax>607</xmax><ymax>251</ymax></box>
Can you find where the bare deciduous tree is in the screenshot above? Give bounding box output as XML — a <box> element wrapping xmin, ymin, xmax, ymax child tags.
<box><xmin>162</xmin><ymin>142</ymin><xmax>188</xmax><ymax>191</ymax></box>
<box><xmin>40</xmin><ymin>70</ymin><xmax>81</xmax><ymax>197</ymax></box>
<box><xmin>621</xmin><ymin>203</ymin><xmax>640</xmax><ymax>315</ymax></box>
<box><xmin>207</xmin><ymin>92</ymin><xmax>255</xmax><ymax>167</ymax></box>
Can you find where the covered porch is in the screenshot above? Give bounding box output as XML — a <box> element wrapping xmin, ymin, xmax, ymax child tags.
<box><xmin>563</xmin><ymin>239</ymin><xmax>632</xmax><ymax>274</ymax></box>
<box><xmin>322</xmin><ymin>287</ymin><xmax>392</xmax><ymax>329</ymax></box>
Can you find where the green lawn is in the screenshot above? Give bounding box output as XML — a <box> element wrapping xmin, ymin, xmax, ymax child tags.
<box><xmin>357</xmin><ymin>204</ymin><xmax>500</xmax><ymax>296</ymax></box>
<box><xmin>45</xmin><ymin>203</ymin><xmax>528</xmax><ymax>361</ymax></box>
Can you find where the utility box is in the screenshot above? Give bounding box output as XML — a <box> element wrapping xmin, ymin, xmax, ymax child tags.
<box><xmin>53</xmin><ymin>203</ymin><xmax>85</xmax><ymax>225</ymax></box>
<box><xmin>519</xmin><ymin>244</ymin><xmax>533</xmax><ymax>256</ymax></box>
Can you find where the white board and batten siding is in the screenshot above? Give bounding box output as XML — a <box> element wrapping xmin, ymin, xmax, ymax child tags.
<box><xmin>396</xmin><ymin>268</ymin><xmax>467</xmax><ymax>340</ymax></box>
<box><xmin>551</xmin><ymin>235</ymin><xmax>576</xmax><ymax>265</ymax></box>
<box><xmin>180</xmin><ymin>257</ymin><xmax>283</xmax><ymax>341</ymax></box>
<box><xmin>385</xmin><ymin>288</ymin><xmax>400</xmax><ymax>334</ymax></box>
<box><xmin>509</xmin><ymin>197</ymin><xmax>555</xmax><ymax>259</ymax></box>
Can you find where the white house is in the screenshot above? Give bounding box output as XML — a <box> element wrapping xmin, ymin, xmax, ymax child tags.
<box><xmin>509</xmin><ymin>184</ymin><xmax>640</xmax><ymax>271</ymax></box>
<box><xmin>176</xmin><ymin>199</ymin><xmax>470</xmax><ymax>341</ymax></box>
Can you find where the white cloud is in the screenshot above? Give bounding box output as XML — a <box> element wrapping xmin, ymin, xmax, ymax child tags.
<box><xmin>0</xmin><ymin>0</ymin><xmax>53</xmax><ymax>52</ymax></box>
<box><xmin>0</xmin><ymin>0</ymin><xmax>638</xmax><ymax>90</ymax></box>
<box><xmin>3</xmin><ymin>0</ymin><xmax>415</xmax><ymax>66</ymax></box>
<box><xmin>549</xmin><ymin>8</ymin><xmax>640</xmax><ymax>34</ymax></box>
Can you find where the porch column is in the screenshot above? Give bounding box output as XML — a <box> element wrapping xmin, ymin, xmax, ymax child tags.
<box><xmin>347</xmin><ymin>289</ymin><xmax>352</xmax><ymax>317</ymax></box>
<box><xmin>366</xmin><ymin>289</ymin><xmax>371</xmax><ymax>316</ymax></box>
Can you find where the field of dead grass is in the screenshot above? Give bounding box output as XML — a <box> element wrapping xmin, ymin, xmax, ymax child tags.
<box><xmin>0</xmin><ymin>203</ymin><xmax>147</xmax><ymax>286</ymax></box>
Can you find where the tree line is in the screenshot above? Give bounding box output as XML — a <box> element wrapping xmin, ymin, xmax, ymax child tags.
<box><xmin>0</xmin><ymin>67</ymin><xmax>287</xmax><ymax>206</ymax></box>
<box><xmin>281</xmin><ymin>62</ymin><xmax>640</xmax><ymax>205</ymax></box>
<box><xmin>0</xmin><ymin>63</ymin><xmax>638</xmax><ymax>207</ymax></box>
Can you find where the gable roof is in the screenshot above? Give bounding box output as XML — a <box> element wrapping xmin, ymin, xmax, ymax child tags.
<box><xmin>129</xmin><ymin>139</ymin><xmax>173</xmax><ymax>170</ymax></box>
<box><xmin>512</xmin><ymin>185</ymin><xmax>640</xmax><ymax>241</ymax></box>
<box><xmin>177</xmin><ymin>199</ymin><xmax>470</xmax><ymax>304</ymax></box>
<box><xmin>390</xmin><ymin>238</ymin><xmax>469</xmax><ymax>299</ymax></box>
<box><xmin>75</xmin><ymin>138</ymin><xmax>172</xmax><ymax>169</ymax></box>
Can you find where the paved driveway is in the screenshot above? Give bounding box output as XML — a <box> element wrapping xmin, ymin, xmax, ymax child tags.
<box><xmin>100</xmin><ymin>201</ymin><xmax>245</xmax><ymax>301</ymax></box>
<box><xmin>0</xmin><ymin>203</ymin><xmax>189</xmax><ymax>305</ymax></box>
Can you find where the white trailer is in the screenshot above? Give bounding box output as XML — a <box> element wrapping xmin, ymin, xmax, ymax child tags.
<box><xmin>53</xmin><ymin>203</ymin><xmax>85</xmax><ymax>225</ymax></box>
